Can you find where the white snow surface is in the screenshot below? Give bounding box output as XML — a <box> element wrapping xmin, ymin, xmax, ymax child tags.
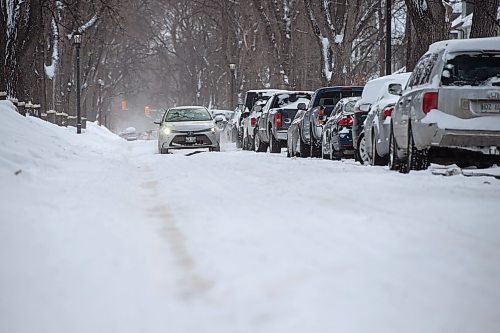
<box><xmin>1</xmin><ymin>100</ymin><xmax>500</xmax><ymax>333</ymax></box>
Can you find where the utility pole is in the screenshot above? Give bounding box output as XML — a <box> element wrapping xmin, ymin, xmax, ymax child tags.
<box><xmin>385</xmin><ymin>0</ymin><xmax>392</xmax><ymax>75</ymax></box>
<box><xmin>98</xmin><ymin>79</ymin><xmax>104</xmax><ymax>126</ymax></box>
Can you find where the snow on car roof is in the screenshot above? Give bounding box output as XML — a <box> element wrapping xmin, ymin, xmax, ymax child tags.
<box><xmin>428</xmin><ymin>37</ymin><xmax>500</xmax><ymax>54</ymax></box>
<box><xmin>358</xmin><ymin>73</ymin><xmax>412</xmax><ymax>105</ymax></box>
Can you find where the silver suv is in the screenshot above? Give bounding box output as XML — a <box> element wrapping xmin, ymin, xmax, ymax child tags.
<box><xmin>390</xmin><ymin>37</ymin><xmax>500</xmax><ymax>172</ymax></box>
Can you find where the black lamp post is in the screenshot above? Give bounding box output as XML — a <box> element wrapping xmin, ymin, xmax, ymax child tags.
<box><xmin>97</xmin><ymin>78</ymin><xmax>104</xmax><ymax>126</ymax></box>
<box><xmin>229</xmin><ymin>63</ymin><xmax>236</xmax><ymax>109</ymax></box>
<box><xmin>73</xmin><ymin>32</ymin><xmax>82</xmax><ymax>134</ymax></box>
<box><xmin>385</xmin><ymin>0</ymin><xmax>392</xmax><ymax>75</ymax></box>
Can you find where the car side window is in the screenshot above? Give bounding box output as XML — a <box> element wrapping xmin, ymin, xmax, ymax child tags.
<box><xmin>408</xmin><ymin>53</ymin><xmax>439</xmax><ymax>88</ymax></box>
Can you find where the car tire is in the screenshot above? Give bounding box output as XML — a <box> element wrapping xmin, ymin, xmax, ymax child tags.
<box><xmin>209</xmin><ymin>147</ymin><xmax>220</xmax><ymax>152</ymax></box>
<box><xmin>269</xmin><ymin>131</ymin><xmax>281</xmax><ymax>153</ymax></box>
<box><xmin>357</xmin><ymin>134</ymin><xmax>370</xmax><ymax>165</ymax></box>
<box><xmin>407</xmin><ymin>124</ymin><xmax>429</xmax><ymax>172</ymax></box>
<box><xmin>160</xmin><ymin>148</ymin><xmax>169</xmax><ymax>154</ymax></box>
<box><xmin>388</xmin><ymin>124</ymin><xmax>401</xmax><ymax>171</ymax></box>
<box><xmin>299</xmin><ymin>131</ymin><xmax>310</xmax><ymax>158</ymax></box>
<box><xmin>254</xmin><ymin>129</ymin><xmax>268</xmax><ymax>152</ymax></box>
<box><xmin>371</xmin><ymin>132</ymin><xmax>386</xmax><ymax>166</ymax></box>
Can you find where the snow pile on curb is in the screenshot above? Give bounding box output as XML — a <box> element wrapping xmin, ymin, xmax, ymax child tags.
<box><xmin>0</xmin><ymin>100</ymin><xmax>122</xmax><ymax>177</ymax></box>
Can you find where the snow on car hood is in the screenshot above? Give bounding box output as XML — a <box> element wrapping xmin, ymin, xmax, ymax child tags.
<box><xmin>162</xmin><ymin>120</ymin><xmax>214</xmax><ymax>131</ymax></box>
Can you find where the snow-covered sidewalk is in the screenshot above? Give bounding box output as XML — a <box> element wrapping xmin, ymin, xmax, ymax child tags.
<box><xmin>1</xmin><ymin>101</ymin><xmax>500</xmax><ymax>333</ymax></box>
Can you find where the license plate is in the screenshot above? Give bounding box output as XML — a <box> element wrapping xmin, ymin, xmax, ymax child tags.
<box><xmin>480</xmin><ymin>102</ymin><xmax>500</xmax><ymax>112</ymax></box>
<box><xmin>185</xmin><ymin>136</ymin><xmax>196</xmax><ymax>143</ymax></box>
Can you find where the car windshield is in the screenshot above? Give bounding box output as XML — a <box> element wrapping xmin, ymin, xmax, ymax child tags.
<box><xmin>442</xmin><ymin>53</ymin><xmax>500</xmax><ymax>86</ymax></box>
<box><xmin>273</xmin><ymin>93</ymin><xmax>312</xmax><ymax>109</ymax></box>
<box><xmin>165</xmin><ymin>108</ymin><xmax>212</xmax><ymax>122</ymax></box>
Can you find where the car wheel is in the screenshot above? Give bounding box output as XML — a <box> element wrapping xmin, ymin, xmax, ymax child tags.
<box><xmin>299</xmin><ymin>132</ymin><xmax>310</xmax><ymax>158</ymax></box>
<box><xmin>321</xmin><ymin>135</ymin><xmax>330</xmax><ymax>160</ymax></box>
<box><xmin>407</xmin><ymin>124</ymin><xmax>429</xmax><ymax>172</ymax></box>
<box><xmin>388</xmin><ymin>124</ymin><xmax>401</xmax><ymax>171</ymax></box>
<box><xmin>160</xmin><ymin>148</ymin><xmax>169</xmax><ymax>154</ymax></box>
<box><xmin>269</xmin><ymin>132</ymin><xmax>280</xmax><ymax>153</ymax></box>
<box><xmin>254</xmin><ymin>129</ymin><xmax>267</xmax><ymax>152</ymax></box>
<box><xmin>371</xmin><ymin>132</ymin><xmax>386</xmax><ymax>166</ymax></box>
<box><xmin>357</xmin><ymin>135</ymin><xmax>370</xmax><ymax>165</ymax></box>
<box><xmin>236</xmin><ymin>128</ymin><xmax>243</xmax><ymax>148</ymax></box>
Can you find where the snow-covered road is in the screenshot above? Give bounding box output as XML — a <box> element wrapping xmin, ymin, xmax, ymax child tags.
<box><xmin>1</xmin><ymin>102</ymin><xmax>500</xmax><ymax>333</ymax></box>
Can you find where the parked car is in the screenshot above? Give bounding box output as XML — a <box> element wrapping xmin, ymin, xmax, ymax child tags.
<box><xmin>242</xmin><ymin>99</ymin><xmax>271</xmax><ymax>150</ymax></box>
<box><xmin>286</xmin><ymin>103</ymin><xmax>309</xmax><ymax>157</ymax></box>
<box><xmin>155</xmin><ymin>106</ymin><xmax>221</xmax><ymax>154</ymax></box>
<box><xmin>120</xmin><ymin>127</ymin><xmax>138</xmax><ymax>141</ymax></box>
<box><xmin>236</xmin><ymin>89</ymin><xmax>285</xmax><ymax>148</ymax></box>
<box><xmin>390</xmin><ymin>37</ymin><xmax>500</xmax><ymax>172</ymax></box>
<box><xmin>364</xmin><ymin>73</ymin><xmax>412</xmax><ymax>165</ymax></box>
<box><xmin>210</xmin><ymin>109</ymin><xmax>235</xmax><ymax>141</ymax></box>
<box><xmin>297</xmin><ymin>86</ymin><xmax>364</xmax><ymax>158</ymax></box>
<box><xmin>321</xmin><ymin>97</ymin><xmax>360</xmax><ymax>159</ymax></box>
<box><xmin>354</xmin><ymin>75</ymin><xmax>405</xmax><ymax>164</ymax></box>
<box><xmin>255</xmin><ymin>91</ymin><xmax>313</xmax><ymax>153</ymax></box>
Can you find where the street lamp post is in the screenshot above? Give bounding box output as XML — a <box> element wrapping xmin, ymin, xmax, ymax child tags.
<box><xmin>97</xmin><ymin>79</ymin><xmax>104</xmax><ymax>126</ymax></box>
<box><xmin>229</xmin><ymin>63</ymin><xmax>236</xmax><ymax>110</ymax></box>
<box><xmin>385</xmin><ymin>0</ymin><xmax>392</xmax><ymax>75</ymax></box>
<box><xmin>73</xmin><ymin>32</ymin><xmax>82</xmax><ymax>134</ymax></box>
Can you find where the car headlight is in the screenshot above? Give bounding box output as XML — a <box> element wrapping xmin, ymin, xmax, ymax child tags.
<box><xmin>163</xmin><ymin>127</ymin><xmax>172</xmax><ymax>135</ymax></box>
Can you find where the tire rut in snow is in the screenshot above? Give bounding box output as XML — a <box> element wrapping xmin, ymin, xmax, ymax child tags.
<box><xmin>141</xmin><ymin>176</ymin><xmax>213</xmax><ymax>299</ymax></box>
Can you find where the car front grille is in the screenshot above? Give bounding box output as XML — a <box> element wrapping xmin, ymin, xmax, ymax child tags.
<box><xmin>170</xmin><ymin>134</ymin><xmax>213</xmax><ymax>146</ymax></box>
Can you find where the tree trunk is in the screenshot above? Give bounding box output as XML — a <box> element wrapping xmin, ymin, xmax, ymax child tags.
<box><xmin>404</xmin><ymin>0</ymin><xmax>450</xmax><ymax>71</ymax></box>
<box><xmin>470</xmin><ymin>0</ymin><xmax>500</xmax><ymax>38</ymax></box>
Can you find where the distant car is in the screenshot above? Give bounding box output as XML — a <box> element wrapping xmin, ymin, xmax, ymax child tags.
<box><xmin>236</xmin><ymin>89</ymin><xmax>286</xmax><ymax>148</ymax></box>
<box><xmin>390</xmin><ymin>37</ymin><xmax>500</xmax><ymax>172</ymax></box>
<box><xmin>364</xmin><ymin>73</ymin><xmax>412</xmax><ymax>165</ymax></box>
<box><xmin>286</xmin><ymin>103</ymin><xmax>309</xmax><ymax>157</ymax></box>
<box><xmin>299</xmin><ymin>86</ymin><xmax>364</xmax><ymax>158</ymax></box>
<box><xmin>256</xmin><ymin>91</ymin><xmax>313</xmax><ymax>153</ymax></box>
<box><xmin>210</xmin><ymin>109</ymin><xmax>235</xmax><ymax>141</ymax></box>
<box><xmin>242</xmin><ymin>99</ymin><xmax>267</xmax><ymax>150</ymax></box>
<box><xmin>156</xmin><ymin>106</ymin><xmax>221</xmax><ymax>154</ymax></box>
<box><xmin>321</xmin><ymin>97</ymin><xmax>360</xmax><ymax>159</ymax></box>
<box><xmin>120</xmin><ymin>127</ymin><xmax>138</xmax><ymax>141</ymax></box>
<box><xmin>353</xmin><ymin>75</ymin><xmax>403</xmax><ymax>164</ymax></box>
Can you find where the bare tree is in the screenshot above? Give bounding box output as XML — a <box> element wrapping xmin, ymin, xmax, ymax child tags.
<box><xmin>470</xmin><ymin>0</ymin><xmax>500</xmax><ymax>38</ymax></box>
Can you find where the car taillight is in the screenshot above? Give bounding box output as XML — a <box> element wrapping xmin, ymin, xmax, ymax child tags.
<box><xmin>275</xmin><ymin>113</ymin><xmax>282</xmax><ymax>128</ymax></box>
<box><xmin>382</xmin><ymin>106</ymin><xmax>393</xmax><ymax>118</ymax></box>
<box><xmin>423</xmin><ymin>92</ymin><xmax>438</xmax><ymax>114</ymax></box>
<box><xmin>338</xmin><ymin>116</ymin><xmax>353</xmax><ymax>126</ymax></box>
<box><xmin>250</xmin><ymin>117</ymin><xmax>256</xmax><ymax>127</ymax></box>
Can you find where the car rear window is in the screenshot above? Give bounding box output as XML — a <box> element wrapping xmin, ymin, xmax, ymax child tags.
<box><xmin>441</xmin><ymin>53</ymin><xmax>500</xmax><ymax>86</ymax></box>
<box><xmin>165</xmin><ymin>108</ymin><xmax>212</xmax><ymax>122</ymax></box>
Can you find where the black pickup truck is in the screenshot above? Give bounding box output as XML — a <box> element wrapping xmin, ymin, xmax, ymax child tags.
<box><xmin>299</xmin><ymin>86</ymin><xmax>364</xmax><ymax>158</ymax></box>
<box><xmin>255</xmin><ymin>91</ymin><xmax>313</xmax><ymax>153</ymax></box>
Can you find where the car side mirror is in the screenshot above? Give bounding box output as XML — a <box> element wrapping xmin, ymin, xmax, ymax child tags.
<box><xmin>254</xmin><ymin>105</ymin><xmax>262</xmax><ymax>112</ymax></box>
<box><xmin>297</xmin><ymin>103</ymin><xmax>307</xmax><ymax>110</ymax></box>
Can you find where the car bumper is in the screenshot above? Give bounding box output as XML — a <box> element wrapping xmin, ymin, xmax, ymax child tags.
<box><xmin>159</xmin><ymin>131</ymin><xmax>219</xmax><ymax>149</ymax></box>
<box><xmin>414</xmin><ymin>122</ymin><xmax>500</xmax><ymax>153</ymax></box>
